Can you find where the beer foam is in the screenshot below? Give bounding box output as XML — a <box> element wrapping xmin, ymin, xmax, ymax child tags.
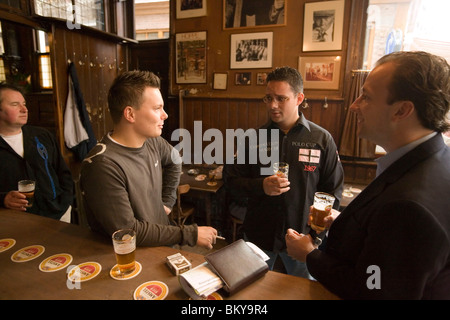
<box><xmin>19</xmin><ymin>184</ymin><xmax>34</xmax><ymax>193</ymax></box>
<box><xmin>313</xmin><ymin>203</ymin><xmax>328</xmax><ymax>211</ymax></box>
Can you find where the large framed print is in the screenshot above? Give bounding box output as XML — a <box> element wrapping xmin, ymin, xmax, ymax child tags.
<box><xmin>176</xmin><ymin>0</ymin><xmax>207</xmax><ymax>19</ymax></box>
<box><xmin>303</xmin><ymin>0</ymin><xmax>345</xmax><ymax>52</ymax></box>
<box><xmin>176</xmin><ymin>31</ymin><xmax>207</xmax><ymax>84</ymax></box>
<box><xmin>230</xmin><ymin>32</ymin><xmax>273</xmax><ymax>69</ymax></box>
<box><xmin>298</xmin><ymin>56</ymin><xmax>341</xmax><ymax>90</ymax></box>
<box><xmin>224</xmin><ymin>0</ymin><xmax>286</xmax><ymax>29</ymax></box>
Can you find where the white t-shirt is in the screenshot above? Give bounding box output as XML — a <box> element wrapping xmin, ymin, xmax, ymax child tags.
<box><xmin>0</xmin><ymin>131</ymin><xmax>24</xmax><ymax>157</ymax></box>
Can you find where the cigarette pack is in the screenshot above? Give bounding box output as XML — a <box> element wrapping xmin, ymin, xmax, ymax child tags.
<box><xmin>166</xmin><ymin>253</ymin><xmax>192</xmax><ymax>275</ymax></box>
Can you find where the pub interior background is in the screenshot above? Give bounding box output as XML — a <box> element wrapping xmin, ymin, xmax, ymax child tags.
<box><xmin>0</xmin><ymin>0</ymin><xmax>449</xmax><ymax>232</ymax></box>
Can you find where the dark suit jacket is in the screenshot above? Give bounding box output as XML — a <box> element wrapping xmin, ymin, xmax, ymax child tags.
<box><xmin>307</xmin><ymin>134</ymin><xmax>450</xmax><ymax>299</ymax></box>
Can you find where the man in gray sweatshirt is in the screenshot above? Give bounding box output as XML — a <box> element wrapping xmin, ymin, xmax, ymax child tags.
<box><xmin>80</xmin><ymin>70</ymin><xmax>217</xmax><ymax>249</ymax></box>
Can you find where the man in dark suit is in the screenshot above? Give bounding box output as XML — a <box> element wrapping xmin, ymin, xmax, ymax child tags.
<box><xmin>286</xmin><ymin>51</ymin><xmax>450</xmax><ymax>299</ymax></box>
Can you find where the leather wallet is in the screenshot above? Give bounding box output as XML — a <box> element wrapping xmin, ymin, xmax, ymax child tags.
<box><xmin>204</xmin><ymin>239</ymin><xmax>269</xmax><ymax>295</ymax></box>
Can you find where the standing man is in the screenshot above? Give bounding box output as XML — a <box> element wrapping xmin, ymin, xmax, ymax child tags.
<box><xmin>80</xmin><ymin>70</ymin><xmax>218</xmax><ymax>249</ymax></box>
<box><xmin>224</xmin><ymin>66</ymin><xmax>344</xmax><ymax>278</ymax></box>
<box><xmin>0</xmin><ymin>83</ymin><xmax>73</xmax><ymax>221</ymax></box>
<box><xmin>286</xmin><ymin>51</ymin><xmax>450</xmax><ymax>299</ymax></box>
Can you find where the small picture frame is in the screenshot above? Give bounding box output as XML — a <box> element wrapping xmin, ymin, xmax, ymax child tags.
<box><xmin>213</xmin><ymin>73</ymin><xmax>228</xmax><ymax>90</ymax></box>
<box><xmin>298</xmin><ymin>56</ymin><xmax>342</xmax><ymax>90</ymax></box>
<box><xmin>176</xmin><ymin>0</ymin><xmax>207</xmax><ymax>19</ymax></box>
<box><xmin>256</xmin><ymin>72</ymin><xmax>268</xmax><ymax>85</ymax></box>
<box><xmin>235</xmin><ymin>72</ymin><xmax>252</xmax><ymax>85</ymax></box>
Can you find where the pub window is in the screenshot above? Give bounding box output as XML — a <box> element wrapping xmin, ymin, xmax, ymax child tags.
<box><xmin>135</xmin><ymin>0</ymin><xmax>170</xmax><ymax>41</ymax></box>
<box><xmin>35</xmin><ymin>30</ymin><xmax>52</xmax><ymax>89</ymax></box>
<box><xmin>34</xmin><ymin>0</ymin><xmax>105</xmax><ymax>32</ymax></box>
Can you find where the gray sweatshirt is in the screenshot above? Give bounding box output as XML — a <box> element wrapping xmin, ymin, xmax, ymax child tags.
<box><xmin>80</xmin><ymin>134</ymin><xmax>197</xmax><ymax>247</ymax></box>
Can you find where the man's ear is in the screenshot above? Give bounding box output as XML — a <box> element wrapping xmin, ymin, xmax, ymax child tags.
<box><xmin>392</xmin><ymin>100</ymin><xmax>415</xmax><ymax>122</ymax></box>
<box><xmin>123</xmin><ymin>106</ymin><xmax>135</xmax><ymax>123</ymax></box>
<box><xmin>296</xmin><ymin>92</ymin><xmax>305</xmax><ymax>106</ymax></box>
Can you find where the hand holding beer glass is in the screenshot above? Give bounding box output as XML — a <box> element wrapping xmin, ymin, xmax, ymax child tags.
<box><xmin>310</xmin><ymin>192</ymin><xmax>335</xmax><ymax>233</ymax></box>
<box><xmin>18</xmin><ymin>180</ymin><xmax>35</xmax><ymax>208</ymax></box>
<box><xmin>112</xmin><ymin>229</ymin><xmax>136</xmax><ymax>276</ymax></box>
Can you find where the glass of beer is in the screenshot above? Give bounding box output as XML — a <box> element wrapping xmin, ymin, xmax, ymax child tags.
<box><xmin>273</xmin><ymin>162</ymin><xmax>289</xmax><ymax>179</ymax></box>
<box><xmin>18</xmin><ymin>180</ymin><xmax>35</xmax><ymax>208</ymax></box>
<box><xmin>112</xmin><ymin>229</ymin><xmax>136</xmax><ymax>275</ymax></box>
<box><xmin>311</xmin><ymin>192</ymin><xmax>335</xmax><ymax>233</ymax></box>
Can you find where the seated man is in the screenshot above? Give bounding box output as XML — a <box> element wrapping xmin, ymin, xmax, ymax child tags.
<box><xmin>0</xmin><ymin>83</ymin><xmax>73</xmax><ymax>221</ymax></box>
<box><xmin>80</xmin><ymin>70</ymin><xmax>218</xmax><ymax>248</ymax></box>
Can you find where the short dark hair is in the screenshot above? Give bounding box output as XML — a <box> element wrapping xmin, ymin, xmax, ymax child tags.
<box><xmin>376</xmin><ymin>51</ymin><xmax>450</xmax><ymax>133</ymax></box>
<box><xmin>107</xmin><ymin>70</ymin><xmax>161</xmax><ymax>124</ymax></box>
<box><xmin>266</xmin><ymin>66</ymin><xmax>303</xmax><ymax>94</ymax></box>
<box><xmin>0</xmin><ymin>82</ymin><xmax>24</xmax><ymax>105</ymax></box>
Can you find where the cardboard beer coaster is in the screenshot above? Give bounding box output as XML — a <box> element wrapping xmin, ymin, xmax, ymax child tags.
<box><xmin>11</xmin><ymin>245</ymin><xmax>45</xmax><ymax>263</ymax></box>
<box><xmin>110</xmin><ymin>261</ymin><xmax>142</xmax><ymax>280</ymax></box>
<box><xmin>39</xmin><ymin>253</ymin><xmax>73</xmax><ymax>272</ymax></box>
<box><xmin>0</xmin><ymin>238</ymin><xmax>16</xmax><ymax>253</ymax></box>
<box><xmin>133</xmin><ymin>281</ymin><xmax>169</xmax><ymax>300</ymax></box>
<box><xmin>204</xmin><ymin>292</ymin><xmax>223</xmax><ymax>300</ymax></box>
<box><xmin>67</xmin><ymin>262</ymin><xmax>102</xmax><ymax>283</ymax></box>
<box><xmin>195</xmin><ymin>174</ymin><xmax>206</xmax><ymax>181</ymax></box>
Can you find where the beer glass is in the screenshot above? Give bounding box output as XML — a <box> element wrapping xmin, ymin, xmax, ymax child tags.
<box><xmin>112</xmin><ymin>229</ymin><xmax>136</xmax><ymax>275</ymax></box>
<box><xmin>207</xmin><ymin>169</ymin><xmax>217</xmax><ymax>186</ymax></box>
<box><xmin>18</xmin><ymin>180</ymin><xmax>35</xmax><ymax>208</ymax></box>
<box><xmin>273</xmin><ymin>162</ymin><xmax>289</xmax><ymax>179</ymax></box>
<box><xmin>311</xmin><ymin>192</ymin><xmax>335</xmax><ymax>233</ymax></box>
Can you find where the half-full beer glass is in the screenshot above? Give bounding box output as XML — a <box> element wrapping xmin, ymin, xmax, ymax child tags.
<box><xmin>311</xmin><ymin>192</ymin><xmax>335</xmax><ymax>233</ymax></box>
<box><xmin>18</xmin><ymin>180</ymin><xmax>35</xmax><ymax>208</ymax></box>
<box><xmin>112</xmin><ymin>229</ymin><xmax>136</xmax><ymax>275</ymax></box>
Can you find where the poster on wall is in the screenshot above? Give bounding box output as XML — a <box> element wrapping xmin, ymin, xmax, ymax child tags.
<box><xmin>176</xmin><ymin>31</ymin><xmax>207</xmax><ymax>84</ymax></box>
<box><xmin>230</xmin><ymin>32</ymin><xmax>273</xmax><ymax>69</ymax></box>
<box><xmin>303</xmin><ymin>0</ymin><xmax>345</xmax><ymax>52</ymax></box>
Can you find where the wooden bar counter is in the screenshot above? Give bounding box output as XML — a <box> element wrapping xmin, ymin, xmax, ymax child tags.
<box><xmin>0</xmin><ymin>209</ymin><xmax>338</xmax><ymax>300</ymax></box>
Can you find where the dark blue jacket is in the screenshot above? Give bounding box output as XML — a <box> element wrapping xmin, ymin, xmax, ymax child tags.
<box><xmin>0</xmin><ymin>125</ymin><xmax>73</xmax><ymax>219</ymax></box>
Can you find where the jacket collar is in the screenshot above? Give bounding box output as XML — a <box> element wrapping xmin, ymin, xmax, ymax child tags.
<box><xmin>343</xmin><ymin>133</ymin><xmax>446</xmax><ymax>212</ymax></box>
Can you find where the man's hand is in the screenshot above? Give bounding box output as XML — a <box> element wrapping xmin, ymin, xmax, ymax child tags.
<box><xmin>285</xmin><ymin>228</ymin><xmax>316</xmax><ymax>262</ymax></box>
<box><xmin>4</xmin><ymin>191</ymin><xmax>28</xmax><ymax>211</ymax></box>
<box><xmin>197</xmin><ymin>226</ymin><xmax>219</xmax><ymax>250</ymax></box>
<box><xmin>263</xmin><ymin>175</ymin><xmax>290</xmax><ymax>196</ymax></box>
<box><xmin>307</xmin><ymin>205</ymin><xmax>341</xmax><ymax>229</ymax></box>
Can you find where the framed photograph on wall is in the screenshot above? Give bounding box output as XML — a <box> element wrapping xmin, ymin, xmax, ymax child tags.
<box><xmin>256</xmin><ymin>72</ymin><xmax>268</xmax><ymax>85</ymax></box>
<box><xmin>176</xmin><ymin>31</ymin><xmax>207</xmax><ymax>84</ymax></box>
<box><xmin>235</xmin><ymin>72</ymin><xmax>252</xmax><ymax>85</ymax></box>
<box><xmin>224</xmin><ymin>0</ymin><xmax>286</xmax><ymax>29</ymax></box>
<box><xmin>230</xmin><ymin>32</ymin><xmax>273</xmax><ymax>69</ymax></box>
<box><xmin>298</xmin><ymin>56</ymin><xmax>341</xmax><ymax>90</ymax></box>
<box><xmin>176</xmin><ymin>0</ymin><xmax>207</xmax><ymax>19</ymax></box>
<box><xmin>213</xmin><ymin>72</ymin><xmax>228</xmax><ymax>90</ymax></box>
<box><xmin>303</xmin><ymin>0</ymin><xmax>345</xmax><ymax>52</ymax></box>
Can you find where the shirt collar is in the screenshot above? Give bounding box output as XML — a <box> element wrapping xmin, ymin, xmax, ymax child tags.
<box><xmin>268</xmin><ymin>112</ymin><xmax>311</xmax><ymax>133</ymax></box>
<box><xmin>376</xmin><ymin>132</ymin><xmax>437</xmax><ymax>177</ymax></box>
